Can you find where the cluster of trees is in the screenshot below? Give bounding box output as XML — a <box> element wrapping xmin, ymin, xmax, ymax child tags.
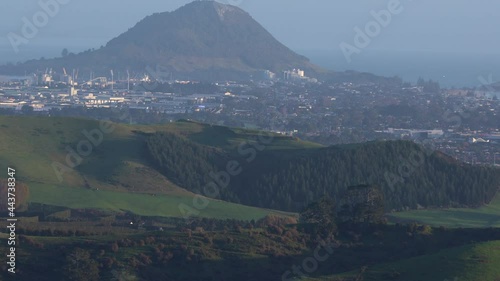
<box><xmin>62</xmin><ymin>248</ymin><xmax>100</xmax><ymax>281</ymax></box>
<box><xmin>147</xmin><ymin>132</ymin><xmax>215</xmax><ymax>192</ymax></box>
<box><xmin>338</xmin><ymin>185</ymin><xmax>385</xmax><ymax>225</ymax></box>
<box><xmin>146</xmin><ymin>132</ymin><xmax>241</xmax><ymax>202</ymax></box>
<box><xmin>8</xmin><ymin>214</ymin><xmax>500</xmax><ymax>281</ymax></box>
<box><xmin>16</xmin><ymin>228</ymin><xmax>102</xmax><ymax>237</ymax></box>
<box><xmin>147</xmin><ymin>132</ymin><xmax>226</xmax><ymax>193</ymax></box>
<box><xmin>147</xmin><ymin>134</ymin><xmax>500</xmax><ymax>212</ymax></box>
<box><xmin>299</xmin><ymin>196</ymin><xmax>338</xmax><ymax>239</ymax></box>
<box><xmin>175</xmin><ymin>216</ymin><xmax>297</xmax><ymax>232</ymax></box>
<box><xmin>235</xmin><ymin>141</ymin><xmax>499</xmax><ymax>211</ymax></box>
<box><xmin>300</xmin><ymin>185</ymin><xmax>385</xmax><ymax>238</ymax></box>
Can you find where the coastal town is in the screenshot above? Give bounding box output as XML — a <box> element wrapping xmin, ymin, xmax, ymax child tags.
<box><xmin>1</xmin><ymin>68</ymin><xmax>499</xmax><ymax>167</ymax></box>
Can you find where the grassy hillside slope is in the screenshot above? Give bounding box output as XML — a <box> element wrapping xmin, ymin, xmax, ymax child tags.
<box><xmin>308</xmin><ymin>240</ymin><xmax>500</xmax><ymax>281</ymax></box>
<box><xmin>389</xmin><ymin>194</ymin><xmax>500</xmax><ymax>228</ymax></box>
<box><xmin>1</xmin><ymin>116</ymin><xmax>499</xmax><ymax>226</ymax></box>
<box><xmin>0</xmin><ymin>116</ymin><xmax>306</xmax><ymax>220</ymax></box>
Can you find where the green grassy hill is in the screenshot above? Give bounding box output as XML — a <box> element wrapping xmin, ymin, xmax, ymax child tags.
<box><xmin>27</xmin><ymin>183</ymin><xmax>292</xmax><ymax>220</ymax></box>
<box><xmin>308</xmin><ymin>240</ymin><xmax>500</xmax><ymax>281</ymax></box>
<box><xmin>1</xmin><ymin>116</ymin><xmax>499</xmax><ymax>225</ymax></box>
<box><xmin>389</xmin><ymin>194</ymin><xmax>500</xmax><ymax>228</ymax></box>
<box><xmin>0</xmin><ymin>116</ymin><xmax>305</xmax><ymax>220</ymax></box>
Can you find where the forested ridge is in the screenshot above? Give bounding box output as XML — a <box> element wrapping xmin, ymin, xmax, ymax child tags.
<box><xmin>146</xmin><ymin>133</ymin><xmax>500</xmax><ymax>212</ymax></box>
<box><xmin>146</xmin><ymin>132</ymin><xmax>238</xmax><ymax>201</ymax></box>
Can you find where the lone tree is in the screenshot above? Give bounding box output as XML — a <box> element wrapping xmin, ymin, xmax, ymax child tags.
<box><xmin>63</xmin><ymin>248</ymin><xmax>100</xmax><ymax>281</ymax></box>
<box><xmin>338</xmin><ymin>185</ymin><xmax>385</xmax><ymax>225</ymax></box>
<box><xmin>61</xmin><ymin>48</ymin><xmax>69</xmax><ymax>57</ymax></box>
<box><xmin>300</xmin><ymin>196</ymin><xmax>337</xmax><ymax>238</ymax></box>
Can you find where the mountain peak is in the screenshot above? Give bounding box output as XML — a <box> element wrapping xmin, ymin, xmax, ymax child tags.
<box><xmin>212</xmin><ymin>2</ymin><xmax>240</xmax><ymax>20</ymax></box>
<box><xmin>178</xmin><ymin>0</ymin><xmax>247</xmax><ymax>22</ymax></box>
<box><xmin>0</xmin><ymin>0</ymin><xmax>321</xmax><ymax>80</ymax></box>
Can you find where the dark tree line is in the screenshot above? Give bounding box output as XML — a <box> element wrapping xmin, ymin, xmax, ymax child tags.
<box><xmin>146</xmin><ymin>133</ymin><xmax>500</xmax><ymax>212</ymax></box>
<box><xmin>146</xmin><ymin>132</ymin><xmax>238</xmax><ymax>201</ymax></box>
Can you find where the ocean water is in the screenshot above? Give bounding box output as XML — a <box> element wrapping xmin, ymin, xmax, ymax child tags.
<box><xmin>301</xmin><ymin>50</ymin><xmax>500</xmax><ymax>88</ymax></box>
<box><xmin>1</xmin><ymin>47</ymin><xmax>499</xmax><ymax>88</ymax></box>
<box><xmin>0</xmin><ymin>75</ymin><xmax>31</xmax><ymax>82</ymax></box>
<box><xmin>0</xmin><ymin>45</ymin><xmax>73</xmax><ymax>66</ymax></box>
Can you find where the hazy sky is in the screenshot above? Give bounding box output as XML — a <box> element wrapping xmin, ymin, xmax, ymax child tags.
<box><xmin>0</xmin><ymin>0</ymin><xmax>498</xmax><ymax>63</ymax></box>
